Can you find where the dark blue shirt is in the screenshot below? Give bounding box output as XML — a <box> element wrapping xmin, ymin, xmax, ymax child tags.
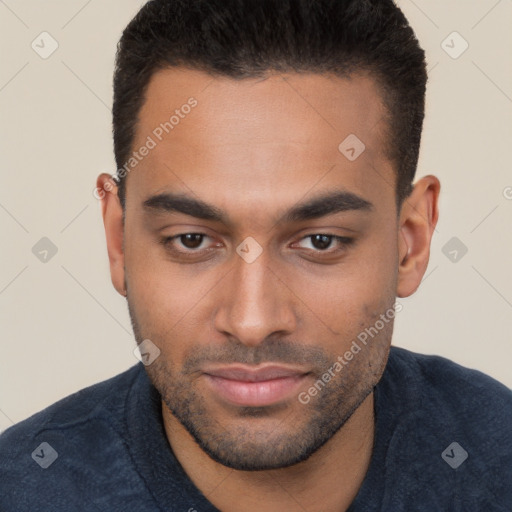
<box><xmin>1</xmin><ymin>347</ymin><xmax>511</xmax><ymax>511</ymax></box>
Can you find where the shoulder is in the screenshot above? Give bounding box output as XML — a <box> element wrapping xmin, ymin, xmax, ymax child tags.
<box><xmin>384</xmin><ymin>346</ymin><xmax>512</xmax><ymax>443</ymax></box>
<box><xmin>0</xmin><ymin>363</ymin><xmax>142</xmax><ymax>444</ymax></box>
<box><xmin>0</xmin><ymin>364</ymin><xmax>146</xmax><ymax>510</ymax></box>
<box><xmin>387</xmin><ymin>346</ymin><xmax>512</xmax><ymax>419</ymax></box>
<box><xmin>379</xmin><ymin>347</ymin><xmax>512</xmax><ymax>509</ymax></box>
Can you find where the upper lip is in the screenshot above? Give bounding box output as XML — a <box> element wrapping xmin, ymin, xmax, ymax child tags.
<box><xmin>204</xmin><ymin>365</ymin><xmax>308</xmax><ymax>382</ymax></box>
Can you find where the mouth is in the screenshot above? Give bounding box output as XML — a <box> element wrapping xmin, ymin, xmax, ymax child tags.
<box><xmin>203</xmin><ymin>365</ymin><xmax>310</xmax><ymax>407</ymax></box>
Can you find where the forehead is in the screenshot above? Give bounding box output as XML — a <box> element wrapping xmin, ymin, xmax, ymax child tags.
<box><xmin>126</xmin><ymin>67</ymin><xmax>395</xmax><ymax>217</ymax></box>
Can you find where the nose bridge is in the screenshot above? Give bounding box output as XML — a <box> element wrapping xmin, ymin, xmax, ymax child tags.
<box><xmin>213</xmin><ymin>250</ymin><xmax>295</xmax><ymax>345</ymax></box>
<box><xmin>236</xmin><ymin>255</ymin><xmax>274</xmax><ymax>311</ymax></box>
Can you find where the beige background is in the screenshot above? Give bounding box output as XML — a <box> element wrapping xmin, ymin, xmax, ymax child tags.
<box><xmin>1</xmin><ymin>0</ymin><xmax>511</xmax><ymax>431</ymax></box>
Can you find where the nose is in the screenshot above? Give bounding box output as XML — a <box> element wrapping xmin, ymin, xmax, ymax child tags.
<box><xmin>213</xmin><ymin>249</ymin><xmax>297</xmax><ymax>347</ymax></box>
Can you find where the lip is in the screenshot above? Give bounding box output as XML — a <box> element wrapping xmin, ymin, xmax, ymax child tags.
<box><xmin>203</xmin><ymin>365</ymin><xmax>309</xmax><ymax>407</ymax></box>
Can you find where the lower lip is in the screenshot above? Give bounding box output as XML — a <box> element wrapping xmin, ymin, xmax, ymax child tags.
<box><xmin>205</xmin><ymin>375</ymin><xmax>307</xmax><ymax>407</ymax></box>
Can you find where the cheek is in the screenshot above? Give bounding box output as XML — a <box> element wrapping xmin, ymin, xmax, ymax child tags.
<box><xmin>125</xmin><ymin>217</ymin><xmax>398</xmax><ymax>351</ymax></box>
<box><xmin>126</xmin><ymin>265</ymin><xmax>214</xmax><ymax>336</ymax></box>
<box><xmin>124</xmin><ymin>235</ymin><xmax>223</xmax><ymax>355</ymax></box>
<box><xmin>294</xmin><ymin>233</ymin><xmax>398</xmax><ymax>341</ymax></box>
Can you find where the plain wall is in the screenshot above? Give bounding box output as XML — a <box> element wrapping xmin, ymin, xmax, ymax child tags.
<box><xmin>1</xmin><ymin>0</ymin><xmax>511</xmax><ymax>432</ymax></box>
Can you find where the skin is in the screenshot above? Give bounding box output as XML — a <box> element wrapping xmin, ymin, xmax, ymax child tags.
<box><xmin>98</xmin><ymin>68</ymin><xmax>439</xmax><ymax>511</ymax></box>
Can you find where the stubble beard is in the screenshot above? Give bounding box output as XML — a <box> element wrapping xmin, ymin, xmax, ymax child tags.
<box><xmin>127</xmin><ymin>297</ymin><xmax>391</xmax><ymax>471</ymax></box>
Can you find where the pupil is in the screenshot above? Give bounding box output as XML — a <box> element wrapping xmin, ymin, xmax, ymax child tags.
<box><xmin>181</xmin><ymin>234</ymin><xmax>203</xmax><ymax>248</ymax></box>
<box><xmin>312</xmin><ymin>234</ymin><xmax>332</xmax><ymax>250</ymax></box>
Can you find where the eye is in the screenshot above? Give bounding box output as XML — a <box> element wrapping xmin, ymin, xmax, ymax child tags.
<box><xmin>162</xmin><ymin>233</ymin><xmax>214</xmax><ymax>253</ymax></box>
<box><xmin>176</xmin><ymin>233</ymin><xmax>208</xmax><ymax>250</ymax></box>
<box><xmin>296</xmin><ymin>234</ymin><xmax>353</xmax><ymax>252</ymax></box>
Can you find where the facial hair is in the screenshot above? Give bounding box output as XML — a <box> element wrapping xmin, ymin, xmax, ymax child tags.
<box><xmin>128</xmin><ymin>297</ymin><xmax>391</xmax><ymax>471</ymax></box>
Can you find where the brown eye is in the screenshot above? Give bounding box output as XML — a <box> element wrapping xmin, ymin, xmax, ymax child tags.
<box><xmin>295</xmin><ymin>234</ymin><xmax>354</xmax><ymax>253</ymax></box>
<box><xmin>161</xmin><ymin>232</ymin><xmax>221</xmax><ymax>261</ymax></box>
<box><xmin>310</xmin><ymin>234</ymin><xmax>333</xmax><ymax>250</ymax></box>
<box><xmin>179</xmin><ymin>233</ymin><xmax>205</xmax><ymax>249</ymax></box>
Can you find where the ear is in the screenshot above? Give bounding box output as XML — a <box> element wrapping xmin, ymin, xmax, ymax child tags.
<box><xmin>397</xmin><ymin>175</ymin><xmax>440</xmax><ymax>297</ymax></box>
<box><xmin>96</xmin><ymin>173</ymin><xmax>126</xmax><ymax>297</ymax></box>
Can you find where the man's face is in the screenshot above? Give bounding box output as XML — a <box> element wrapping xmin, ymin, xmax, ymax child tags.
<box><xmin>123</xmin><ymin>68</ymin><xmax>400</xmax><ymax>470</ymax></box>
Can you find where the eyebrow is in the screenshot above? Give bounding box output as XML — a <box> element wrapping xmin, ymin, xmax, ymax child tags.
<box><xmin>279</xmin><ymin>190</ymin><xmax>373</xmax><ymax>223</ymax></box>
<box><xmin>143</xmin><ymin>193</ymin><xmax>226</xmax><ymax>222</ymax></box>
<box><xmin>142</xmin><ymin>190</ymin><xmax>373</xmax><ymax>225</ymax></box>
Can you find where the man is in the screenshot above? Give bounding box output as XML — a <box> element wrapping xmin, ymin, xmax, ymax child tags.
<box><xmin>1</xmin><ymin>0</ymin><xmax>511</xmax><ymax>510</ymax></box>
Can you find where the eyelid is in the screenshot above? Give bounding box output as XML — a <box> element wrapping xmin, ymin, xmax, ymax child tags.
<box><xmin>161</xmin><ymin>232</ymin><xmax>354</xmax><ymax>259</ymax></box>
<box><xmin>293</xmin><ymin>234</ymin><xmax>354</xmax><ymax>251</ymax></box>
<box><xmin>162</xmin><ymin>232</ymin><xmax>214</xmax><ymax>252</ymax></box>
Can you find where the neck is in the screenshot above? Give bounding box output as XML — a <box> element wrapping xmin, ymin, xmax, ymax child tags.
<box><xmin>162</xmin><ymin>392</ymin><xmax>375</xmax><ymax>512</ymax></box>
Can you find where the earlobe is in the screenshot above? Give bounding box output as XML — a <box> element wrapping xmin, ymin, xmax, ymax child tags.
<box><xmin>96</xmin><ymin>173</ymin><xmax>126</xmax><ymax>297</ymax></box>
<box><xmin>396</xmin><ymin>175</ymin><xmax>440</xmax><ymax>298</ymax></box>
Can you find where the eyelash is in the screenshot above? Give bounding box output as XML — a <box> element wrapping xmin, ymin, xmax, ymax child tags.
<box><xmin>161</xmin><ymin>233</ymin><xmax>354</xmax><ymax>258</ymax></box>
